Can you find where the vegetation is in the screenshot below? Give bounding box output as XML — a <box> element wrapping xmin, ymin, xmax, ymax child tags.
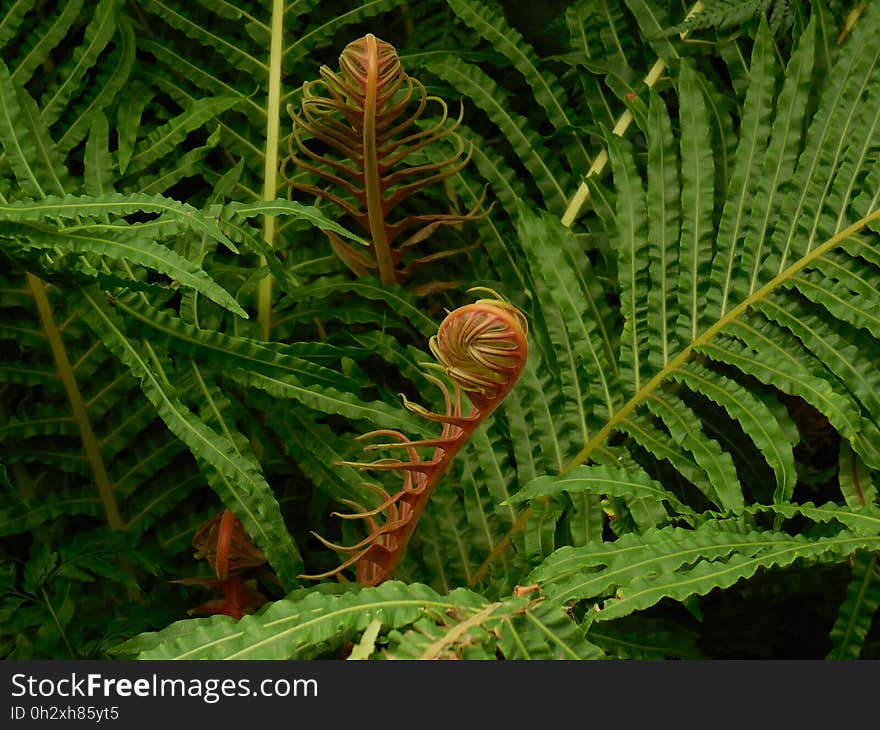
<box><xmin>1</xmin><ymin>0</ymin><xmax>879</xmax><ymax>660</ymax></box>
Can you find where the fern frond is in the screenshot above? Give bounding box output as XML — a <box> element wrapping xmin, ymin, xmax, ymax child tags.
<box><xmin>516</xmin><ymin>206</ymin><xmax>618</xmax><ymax>437</ymax></box>
<box><xmin>644</xmin><ymin>89</ymin><xmax>680</xmax><ymax>373</ymax></box>
<box><xmin>838</xmin><ymin>441</ymin><xmax>878</xmax><ymax>510</ymax></box>
<box><xmin>530</xmin><ymin>517</ymin><xmax>880</xmax><ymax>622</ymax></box>
<box><xmin>115</xmin><ymin>581</ymin><xmax>479</xmax><ymax>659</ymax></box>
<box><xmin>545</xmin><ymin>8</ymin><xmax>880</xmax><ymax>514</ymax></box>
<box><xmin>0</xmin><ymin>0</ymin><xmax>38</xmax><ymax>51</ymax></box>
<box><xmin>116</xmin><ymin>579</ymin><xmax>601</xmax><ymax>660</ymax></box>
<box><xmin>76</xmin><ymin>289</ymin><xmax>303</xmax><ymax>588</ymax></box>
<box><xmin>56</xmin><ymin>16</ymin><xmax>135</xmax><ymax>156</ymax></box>
<box><xmin>0</xmin><ymin>489</ymin><xmax>102</xmax><ymax>538</ymax></box>
<box><xmin>282</xmin><ymin>34</ymin><xmax>482</xmax><ymax>285</ymax></box>
<box><xmin>122</xmin><ymin>96</ymin><xmax>239</xmax><ymax>177</ymax></box>
<box><xmin>277</xmin><ymin>275</ymin><xmax>438</xmax><ymax>336</ymax></box>
<box><xmin>105</xmin><ymin>293</ymin><xmax>350</xmax><ymax>389</ymax></box>
<box><xmin>0</xmin><ymin>59</ymin><xmax>69</xmax><ymax>197</ymax></box>
<box><xmin>662</xmin><ymin>0</ymin><xmax>798</xmax><ymax>36</ymax></box>
<box><xmin>509</xmin><ymin>463</ymin><xmax>691</xmax><ymax>521</ymax></box>
<box><xmin>387</xmin><ymin>592</ymin><xmax>604</xmax><ymax>659</ymax></box>
<box><xmin>231</xmin><ymin>369</ymin><xmax>424</xmax><ymax>435</ymax></box>
<box><xmin>382</xmin><ymin>597</ymin><xmax>512</xmax><ymax>659</ymax></box>
<box><xmin>826</xmin><ymin>550</ymin><xmax>880</xmax><ymax>660</ymax></box>
<box><xmin>587</xmin><ymin>615</ymin><xmax>703</xmax><ymax>659</ymax></box>
<box><xmin>424</xmin><ymin>56</ymin><xmax>571</xmax><ymax>214</ymax></box>
<box><xmin>446</xmin><ymin>0</ymin><xmax>591</xmax><ymax>172</ymax></box>
<box><xmin>141</xmin><ymin>0</ymin><xmax>267</xmax><ymax>77</ymax></box>
<box><xmin>4</xmin><ymin>220</ymin><xmax>244</xmax><ymax>317</ymax></box>
<box><xmin>36</xmin><ymin>0</ymin><xmax>121</xmax><ymax>131</ymax></box>
<box><xmin>414</xmin><ymin>479</ymin><xmax>481</xmax><ymax>589</ymax></box>
<box><xmin>301</xmin><ymin>292</ymin><xmax>528</xmax><ymax>586</ymax></box>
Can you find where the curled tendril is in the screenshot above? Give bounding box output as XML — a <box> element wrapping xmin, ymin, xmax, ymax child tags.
<box><xmin>301</xmin><ymin>290</ymin><xmax>528</xmax><ymax>587</ymax></box>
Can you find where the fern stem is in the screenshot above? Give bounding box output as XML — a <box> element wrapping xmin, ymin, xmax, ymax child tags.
<box><xmin>26</xmin><ymin>274</ymin><xmax>123</xmax><ymax>530</ymax></box>
<box><xmin>361</xmin><ymin>34</ymin><xmax>396</xmax><ymax>285</ymax></box>
<box><xmin>838</xmin><ymin>2</ymin><xmax>867</xmax><ymax>44</ymax></box>
<box><xmin>469</xmin><ymin>505</ymin><xmax>531</xmax><ymax>587</ymax></box>
<box><xmin>561</xmin><ymin>207</ymin><xmax>880</xmax><ymax>475</ymax></box>
<box><xmin>372</xmin><ymin>416</ymin><xmax>482</xmax><ymax>583</ymax></box>
<box><xmin>308</xmin><ymin>296</ymin><xmax>528</xmax><ymax>585</ymax></box>
<box><xmin>258</xmin><ymin>0</ymin><xmax>285</xmax><ymax>340</ymax></box>
<box><xmin>560</xmin><ymin>1</ymin><xmax>704</xmax><ymax>228</ymax></box>
<box><xmin>41</xmin><ymin>587</ymin><xmax>76</xmax><ymax>659</ymax></box>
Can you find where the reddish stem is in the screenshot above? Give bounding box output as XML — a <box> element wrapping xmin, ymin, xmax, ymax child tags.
<box><xmin>302</xmin><ymin>294</ymin><xmax>528</xmax><ymax>586</ymax></box>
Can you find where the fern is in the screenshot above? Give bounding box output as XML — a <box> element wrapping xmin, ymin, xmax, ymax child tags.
<box><xmin>4</xmin><ymin>0</ymin><xmax>880</xmax><ymax>660</ymax></box>
<box><xmin>476</xmin><ymin>0</ymin><xmax>880</xmax><ymax>645</ymax></box>
<box><xmin>113</xmin><ymin>580</ymin><xmax>601</xmax><ymax>659</ymax></box>
<box><xmin>281</xmin><ymin>33</ymin><xmax>483</xmax><ymax>285</ymax></box>
<box><xmin>301</xmin><ymin>291</ymin><xmax>528</xmax><ymax>585</ymax></box>
<box><xmin>663</xmin><ymin>0</ymin><xmax>800</xmax><ymax>35</ymax></box>
<box><xmin>529</xmin><ymin>516</ymin><xmax>880</xmax><ymax>616</ymax></box>
<box><xmin>826</xmin><ymin>550</ymin><xmax>880</xmax><ymax>660</ymax></box>
<box><xmin>2</xmin><ymin>0</ymin><xmax>445</xmax><ymax>655</ymax></box>
<box><xmin>508</xmin><ymin>7</ymin><xmax>880</xmax><ymax>514</ymax></box>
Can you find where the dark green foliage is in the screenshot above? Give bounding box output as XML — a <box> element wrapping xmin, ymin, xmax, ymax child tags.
<box><xmin>1</xmin><ymin>0</ymin><xmax>878</xmax><ymax>659</ymax></box>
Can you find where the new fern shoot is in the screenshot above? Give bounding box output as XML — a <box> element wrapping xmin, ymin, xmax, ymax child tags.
<box><xmin>282</xmin><ymin>33</ymin><xmax>485</xmax><ymax>285</ymax></box>
<box><xmin>303</xmin><ymin>290</ymin><xmax>528</xmax><ymax>586</ymax></box>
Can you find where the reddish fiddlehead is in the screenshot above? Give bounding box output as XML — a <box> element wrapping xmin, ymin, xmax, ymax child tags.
<box><xmin>175</xmin><ymin>509</ymin><xmax>269</xmax><ymax>619</ymax></box>
<box><xmin>301</xmin><ymin>290</ymin><xmax>528</xmax><ymax>586</ymax></box>
<box><xmin>281</xmin><ymin>34</ymin><xmax>485</xmax><ymax>285</ymax></box>
<box><xmin>191</xmin><ymin>509</ymin><xmax>267</xmax><ymax>581</ymax></box>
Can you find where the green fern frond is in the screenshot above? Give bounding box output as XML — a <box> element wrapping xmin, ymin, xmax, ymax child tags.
<box><xmin>508</xmin><ymin>463</ymin><xmax>692</xmax><ymax>520</ymax></box>
<box><xmin>663</xmin><ymin>0</ymin><xmax>799</xmax><ymax>36</ymax></box>
<box><xmin>57</xmin><ymin>17</ymin><xmax>136</xmax><ymax>156</ymax></box>
<box><xmin>826</xmin><ymin>550</ymin><xmax>880</xmax><ymax>660</ymax></box>
<box><xmin>536</xmin><ymin>7</ymin><xmax>880</xmax><ymax>519</ymax></box>
<box><xmin>838</xmin><ymin>441</ymin><xmax>878</xmax><ymax>510</ymax></box>
<box><xmin>389</xmin><ymin>591</ymin><xmax>605</xmax><ymax>659</ymax></box>
<box><xmin>115</xmin><ymin>581</ymin><xmax>478</xmax><ymax>659</ymax></box>
<box><xmin>530</xmin><ymin>517</ymin><xmax>880</xmax><ymax>620</ymax></box>
<box><xmin>516</xmin><ymin>206</ymin><xmax>618</xmax><ymax>436</ymax></box>
<box><xmin>76</xmin><ymin>289</ymin><xmax>303</xmax><ymax>586</ymax></box>
<box><xmin>30</xmin><ymin>0</ymin><xmax>117</xmax><ymax>122</ymax></box>
<box><xmin>0</xmin><ymin>0</ymin><xmax>38</xmax><ymax>51</ymax></box>
<box><xmin>115</xmin><ymin>579</ymin><xmax>601</xmax><ymax>660</ymax></box>
<box><xmin>587</xmin><ymin>614</ymin><xmax>703</xmax><ymax>659</ymax></box>
<box><xmin>424</xmin><ymin>56</ymin><xmax>571</xmax><ymax>214</ymax></box>
<box><xmin>3</xmin><ymin>0</ymin><xmax>880</xmax><ymax>661</ymax></box>
<box><xmin>446</xmin><ymin>0</ymin><xmax>592</xmax><ymax>172</ymax></box>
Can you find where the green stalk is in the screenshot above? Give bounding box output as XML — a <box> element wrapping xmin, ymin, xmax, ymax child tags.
<box><xmin>560</xmin><ymin>1</ymin><xmax>704</xmax><ymax>228</ymax></box>
<box><xmin>258</xmin><ymin>0</ymin><xmax>285</xmax><ymax>340</ymax></box>
<box><xmin>27</xmin><ymin>274</ymin><xmax>123</xmax><ymax>531</ymax></box>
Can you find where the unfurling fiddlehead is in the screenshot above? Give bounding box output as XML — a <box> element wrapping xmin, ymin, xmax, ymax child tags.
<box><xmin>301</xmin><ymin>291</ymin><xmax>528</xmax><ymax>586</ymax></box>
<box><xmin>281</xmin><ymin>34</ymin><xmax>485</xmax><ymax>286</ymax></box>
<box><xmin>174</xmin><ymin>509</ymin><xmax>269</xmax><ymax>619</ymax></box>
